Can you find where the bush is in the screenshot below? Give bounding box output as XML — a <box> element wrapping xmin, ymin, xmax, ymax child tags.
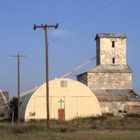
<box><xmin>125</xmin><ymin>113</ymin><xmax>140</xmax><ymax>118</ymax></box>
<box><xmin>60</xmin><ymin>127</ymin><xmax>67</xmax><ymax>133</ymax></box>
<box><xmin>0</xmin><ymin>112</ymin><xmax>5</xmax><ymax>117</ymax></box>
<box><xmin>28</xmin><ymin>119</ymin><xmax>46</xmax><ymax>123</ymax></box>
<box><xmin>91</xmin><ymin>115</ymin><xmax>107</xmax><ymax>121</ymax></box>
<box><xmin>52</xmin><ymin>125</ymin><xmax>76</xmax><ymax>133</ymax></box>
<box><xmin>91</xmin><ymin>125</ymin><xmax>97</xmax><ymax>129</ymax></box>
<box><xmin>102</xmin><ymin>113</ymin><xmax>114</xmax><ymax>117</ymax></box>
<box><xmin>12</xmin><ymin>124</ymin><xmax>46</xmax><ymax>134</ymax></box>
<box><xmin>106</xmin><ymin>121</ymin><xmax>113</xmax><ymax>129</ymax></box>
<box><xmin>12</xmin><ymin>126</ymin><xmax>25</xmax><ymax>134</ymax></box>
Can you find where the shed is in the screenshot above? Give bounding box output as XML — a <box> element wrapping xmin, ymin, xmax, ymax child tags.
<box><xmin>20</xmin><ymin>78</ymin><xmax>101</xmax><ymax>121</ymax></box>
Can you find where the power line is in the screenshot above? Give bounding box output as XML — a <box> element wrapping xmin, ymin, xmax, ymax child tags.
<box><xmin>71</xmin><ymin>0</ymin><xmax>116</xmax><ymax>32</ymax></box>
<box><xmin>49</xmin><ymin>0</ymin><xmax>78</xmax><ymax>21</ymax></box>
<box><xmin>23</xmin><ymin>0</ymin><xmax>117</xmax><ymax>74</ymax></box>
<box><xmin>60</xmin><ymin>0</ymin><xmax>92</xmax><ymax>25</ymax></box>
<box><xmin>62</xmin><ymin>57</ymin><xmax>96</xmax><ymax>78</ymax></box>
<box><xmin>43</xmin><ymin>0</ymin><xmax>67</xmax><ymax>21</ymax></box>
<box><xmin>23</xmin><ymin>0</ymin><xmax>115</xmax><ymax>58</ymax></box>
<box><xmin>47</xmin><ymin>0</ymin><xmax>117</xmax><ymax>46</ymax></box>
<box><xmin>14</xmin><ymin>0</ymin><xmax>117</xmax><ymax>83</ymax></box>
<box><xmin>26</xmin><ymin>0</ymin><xmax>78</xmax><ymax>52</ymax></box>
<box><xmin>16</xmin><ymin>0</ymin><xmax>65</xmax><ymax>55</ymax></box>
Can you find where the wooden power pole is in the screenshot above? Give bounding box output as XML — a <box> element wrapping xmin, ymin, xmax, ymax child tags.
<box><xmin>11</xmin><ymin>53</ymin><xmax>25</xmax><ymax>125</ymax></box>
<box><xmin>33</xmin><ymin>23</ymin><xmax>58</xmax><ymax>129</ymax></box>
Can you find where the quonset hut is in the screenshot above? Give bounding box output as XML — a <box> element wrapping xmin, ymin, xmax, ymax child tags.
<box><xmin>20</xmin><ymin>78</ymin><xmax>101</xmax><ymax>121</ymax></box>
<box><xmin>77</xmin><ymin>33</ymin><xmax>140</xmax><ymax>115</ymax></box>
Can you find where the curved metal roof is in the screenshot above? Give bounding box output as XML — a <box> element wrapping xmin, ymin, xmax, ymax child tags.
<box><xmin>19</xmin><ymin>78</ymin><xmax>101</xmax><ymax>120</ymax></box>
<box><xmin>19</xmin><ymin>87</ymin><xmax>38</xmax><ymax>119</ymax></box>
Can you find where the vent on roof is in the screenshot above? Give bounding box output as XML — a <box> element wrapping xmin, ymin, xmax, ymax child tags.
<box><xmin>60</xmin><ymin>80</ymin><xmax>67</xmax><ymax>88</ymax></box>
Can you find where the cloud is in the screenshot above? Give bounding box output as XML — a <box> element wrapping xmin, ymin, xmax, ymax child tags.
<box><xmin>50</xmin><ymin>29</ymin><xmax>70</xmax><ymax>38</ymax></box>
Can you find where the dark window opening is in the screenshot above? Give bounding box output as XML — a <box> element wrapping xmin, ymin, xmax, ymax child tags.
<box><xmin>112</xmin><ymin>41</ymin><xmax>115</xmax><ymax>48</ymax></box>
<box><xmin>112</xmin><ymin>58</ymin><xmax>115</xmax><ymax>64</ymax></box>
<box><xmin>123</xmin><ymin>110</ymin><xmax>127</xmax><ymax>113</ymax></box>
<box><xmin>118</xmin><ymin>110</ymin><xmax>122</xmax><ymax>113</ymax></box>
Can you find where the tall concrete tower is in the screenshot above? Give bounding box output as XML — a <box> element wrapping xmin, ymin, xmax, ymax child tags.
<box><xmin>95</xmin><ymin>33</ymin><xmax>126</xmax><ymax>65</ymax></box>
<box><xmin>77</xmin><ymin>33</ymin><xmax>132</xmax><ymax>90</ymax></box>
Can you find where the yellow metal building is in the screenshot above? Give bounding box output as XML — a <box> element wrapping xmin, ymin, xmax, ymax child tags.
<box><xmin>19</xmin><ymin>78</ymin><xmax>101</xmax><ymax>121</ymax></box>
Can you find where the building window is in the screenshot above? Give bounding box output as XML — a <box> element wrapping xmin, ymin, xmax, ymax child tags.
<box><xmin>118</xmin><ymin>110</ymin><xmax>122</xmax><ymax>113</ymax></box>
<box><xmin>112</xmin><ymin>41</ymin><xmax>115</xmax><ymax>48</ymax></box>
<box><xmin>60</xmin><ymin>80</ymin><xmax>67</xmax><ymax>88</ymax></box>
<box><xmin>112</xmin><ymin>57</ymin><xmax>115</xmax><ymax>64</ymax></box>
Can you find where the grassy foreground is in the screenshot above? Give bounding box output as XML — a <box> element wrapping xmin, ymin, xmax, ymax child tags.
<box><xmin>0</xmin><ymin>129</ymin><xmax>140</xmax><ymax>140</ymax></box>
<box><xmin>0</xmin><ymin>114</ymin><xmax>140</xmax><ymax>140</ymax></box>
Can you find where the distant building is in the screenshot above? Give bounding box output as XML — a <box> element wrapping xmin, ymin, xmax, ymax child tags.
<box><xmin>0</xmin><ymin>91</ymin><xmax>9</xmax><ymax>118</ymax></box>
<box><xmin>77</xmin><ymin>33</ymin><xmax>140</xmax><ymax>115</ymax></box>
<box><xmin>20</xmin><ymin>78</ymin><xmax>101</xmax><ymax>121</ymax></box>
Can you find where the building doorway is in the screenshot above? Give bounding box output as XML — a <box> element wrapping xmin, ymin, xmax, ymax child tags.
<box><xmin>58</xmin><ymin>109</ymin><xmax>65</xmax><ymax>122</ymax></box>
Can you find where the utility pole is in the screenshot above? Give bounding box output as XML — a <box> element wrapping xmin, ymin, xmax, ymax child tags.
<box><xmin>11</xmin><ymin>53</ymin><xmax>25</xmax><ymax>125</ymax></box>
<box><xmin>33</xmin><ymin>23</ymin><xmax>58</xmax><ymax>129</ymax></box>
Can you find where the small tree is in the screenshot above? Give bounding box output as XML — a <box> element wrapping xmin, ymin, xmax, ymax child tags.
<box><xmin>9</xmin><ymin>97</ymin><xmax>18</xmax><ymax>122</ymax></box>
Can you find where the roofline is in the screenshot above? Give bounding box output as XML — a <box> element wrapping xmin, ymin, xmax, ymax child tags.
<box><xmin>76</xmin><ymin>65</ymin><xmax>132</xmax><ymax>76</ymax></box>
<box><xmin>76</xmin><ymin>72</ymin><xmax>87</xmax><ymax>77</ymax></box>
<box><xmin>95</xmin><ymin>33</ymin><xmax>127</xmax><ymax>40</ymax></box>
<box><xmin>87</xmin><ymin>71</ymin><xmax>132</xmax><ymax>73</ymax></box>
<box><xmin>76</xmin><ymin>71</ymin><xmax>132</xmax><ymax>76</ymax></box>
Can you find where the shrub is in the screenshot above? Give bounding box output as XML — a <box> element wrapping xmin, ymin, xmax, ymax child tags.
<box><xmin>0</xmin><ymin>112</ymin><xmax>5</xmax><ymax>117</ymax></box>
<box><xmin>102</xmin><ymin>113</ymin><xmax>114</xmax><ymax>117</ymax></box>
<box><xmin>12</xmin><ymin>126</ymin><xmax>25</xmax><ymax>134</ymax></box>
<box><xmin>106</xmin><ymin>121</ymin><xmax>113</xmax><ymax>129</ymax></box>
<box><xmin>91</xmin><ymin>125</ymin><xmax>97</xmax><ymax>129</ymax></box>
<box><xmin>12</xmin><ymin>124</ymin><xmax>46</xmax><ymax>134</ymax></box>
<box><xmin>60</xmin><ymin>127</ymin><xmax>67</xmax><ymax>133</ymax></box>
<box><xmin>125</xmin><ymin>113</ymin><xmax>140</xmax><ymax>118</ymax></box>
<box><xmin>91</xmin><ymin>115</ymin><xmax>107</xmax><ymax>121</ymax></box>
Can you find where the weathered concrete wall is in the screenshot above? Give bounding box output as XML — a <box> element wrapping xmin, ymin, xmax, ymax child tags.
<box><xmin>124</xmin><ymin>102</ymin><xmax>140</xmax><ymax>114</ymax></box>
<box><xmin>99</xmin><ymin>102</ymin><xmax>124</xmax><ymax>115</ymax></box>
<box><xmin>96</xmin><ymin>38</ymin><xmax>126</xmax><ymax>65</ymax></box>
<box><xmin>88</xmin><ymin>72</ymin><xmax>132</xmax><ymax>90</ymax></box>
<box><xmin>99</xmin><ymin>101</ymin><xmax>140</xmax><ymax>115</ymax></box>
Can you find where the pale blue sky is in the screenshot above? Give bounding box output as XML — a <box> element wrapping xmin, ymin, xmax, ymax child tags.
<box><xmin>0</xmin><ymin>0</ymin><xmax>140</xmax><ymax>97</ymax></box>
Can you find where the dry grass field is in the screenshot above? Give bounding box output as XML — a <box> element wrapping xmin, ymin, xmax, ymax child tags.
<box><xmin>0</xmin><ymin>130</ymin><xmax>140</xmax><ymax>140</ymax></box>
<box><xmin>0</xmin><ymin>114</ymin><xmax>140</xmax><ymax>140</ymax></box>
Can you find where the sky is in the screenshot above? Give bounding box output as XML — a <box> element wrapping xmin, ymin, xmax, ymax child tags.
<box><xmin>0</xmin><ymin>0</ymin><xmax>140</xmax><ymax>98</ymax></box>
